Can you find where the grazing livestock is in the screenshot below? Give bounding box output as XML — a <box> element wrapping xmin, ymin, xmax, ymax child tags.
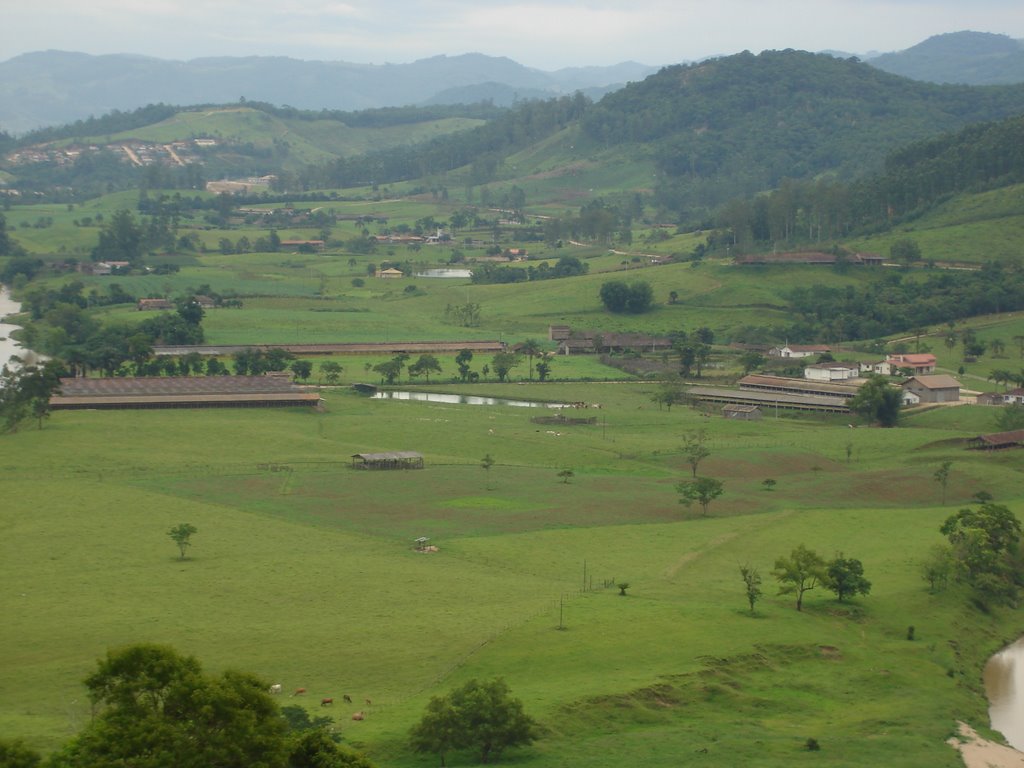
<box><xmin>269</xmin><ymin>684</ymin><xmax>282</xmax><ymax>695</ymax></box>
<box><xmin>292</xmin><ymin>687</ymin><xmax>306</xmax><ymax>696</ymax></box>
<box><xmin>343</xmin><ymin>694</ymin><xmax>353</xmax><ymax>704</ymax></box>
<box><xmin>352</xmin><ymin>711</ymin><xmax>364</xmax><ymax>721</ymax></box>
<box><xmin>321</xmin><ymin>698</ymin><xmax>333</xmax><ymax>707</ymax></box>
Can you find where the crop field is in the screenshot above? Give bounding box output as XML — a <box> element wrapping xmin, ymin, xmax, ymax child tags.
<box><xmin>2</xmin><ymin>379</ymin><xmax>1023</xmax><ymax>766</ymax></box>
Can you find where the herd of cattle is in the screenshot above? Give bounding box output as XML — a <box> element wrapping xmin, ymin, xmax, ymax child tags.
<box><xmin>268</xmin><ymin>684</ymin><xmax>369</xmax><ymax>720</ymax></box>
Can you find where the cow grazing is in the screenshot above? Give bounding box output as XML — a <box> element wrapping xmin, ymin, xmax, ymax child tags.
<box><xmin>342</xmin><ymin>694</ymin><xmax>353</xmax><ymax>704</ymax></box>
<box><xmin>352</xmin><ymin>711</ymin><xmax>364</xmax><ymax>721</ymax></box>
<box><xmin>269</xmin><ymin>684</ymin><xmax>282</xmax><ymax>695</ymax></box>
<box><xmin>321</xmin><ymin>698</ymin><xmax>333</xmax><ymax>707</ymax></box>
<box><xmin>292</xmin><ymin>687</ymin><xmax>307</xmax><ymax>696</ymax></box>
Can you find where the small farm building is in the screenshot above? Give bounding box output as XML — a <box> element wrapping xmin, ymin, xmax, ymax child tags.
<box><xmin>902</xmin><ymin>375</ymin><xmax>961</xmax><ymax>403</ymax></box>
<box><xmin>803</xmin><ymin>362</ymin><xmax>860</xmax><ymax>382</ymax></box>
<box><xmin>970</xmin><ymin>430</ymin><xmax>1024</xmax><ymax>450</ymax></box>
<box><xmin>722</xmin><ymin>404</ymin><xmax>763</xmax><ymax>420</ymax></box>
<box><xmin>351</xmin><ymin>451</ymin><xmax>424</xmax><ymax>470</ymax></box>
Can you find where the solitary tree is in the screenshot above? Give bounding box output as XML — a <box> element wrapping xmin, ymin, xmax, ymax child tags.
<box><xmin>682</xmin><ymin>429</ymin><xmax>710</xmax><ymax>477</ymax></box>
<box><xmin>410</xmin><ymin>678</ymin><xmax>538</xmax><ymax>765</ymax></box>
<box><xmin>557</xmin><ymin>468</ymin><xmax>574</xmax><ymax>484</ymax></box>
<box><xmin>773</xmin><ymin>545</ymin><xmax>826</xmax><ymax>611</ymax></box>
<box><xmin>825</xmin><ymin>555</ymin><xmax>872</xmax><ymax>602</ymax></box>
<box><xmin>739</xmin><ymin>565</ymin><xmax>763</xmax><ymax>614</ymax></box>
<box><xmin>934</xmin><ymin>461</ymin><xmax>953</xmax><ymax>505</ymax></box>
<box><xmin>676</xmin><ymin>476</ymin><xmax>724</xmax><ymax>517</ymax></box>
<box><xmin>168</xmin><ymin>523</ymin><xmax>198</xmax><ymax>560</ymax></box>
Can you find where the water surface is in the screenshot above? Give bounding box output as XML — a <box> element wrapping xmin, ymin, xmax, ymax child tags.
<box><xmin>985</xmin><ymin>637</ymin><xmax>1024</xmax><ymax>750</ymax></box>
<box><xmin>371</xmin><ymin>390</ymin><xmax>568</xmax><ymax>408</ymax></box>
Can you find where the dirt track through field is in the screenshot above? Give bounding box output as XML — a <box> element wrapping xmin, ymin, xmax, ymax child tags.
<box><xmin>664</xmin><ymin>510</ymin><xmax>795</xmax><ymax>579</ymax></box>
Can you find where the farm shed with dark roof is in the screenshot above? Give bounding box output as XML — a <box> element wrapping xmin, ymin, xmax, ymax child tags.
<box><xmin>351</xmin><ymin>451</ymin><xmax>425</xmax><ymax>470</ymax></box>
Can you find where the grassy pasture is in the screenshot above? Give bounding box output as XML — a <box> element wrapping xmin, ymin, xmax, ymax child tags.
<box><xmin>2</xmin><ymin>383</ymin><xmax>1023</xmax><ymax>766</ymax></box>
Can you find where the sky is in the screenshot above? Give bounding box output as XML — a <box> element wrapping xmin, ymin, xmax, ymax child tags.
<box><xmin>4</xmin><ymin>0</ymin><xmax>1023</xmax><ymax>70</ymax></box>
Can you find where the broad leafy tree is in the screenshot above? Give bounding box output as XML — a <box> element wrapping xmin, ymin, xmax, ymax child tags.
<box><xmin>320</xmin><ymin>361</ymin><xmax>343</xmax><ymax>385</ymax></box>
<box><xmin>676</xmin><ymin>476</ymin><xmax>724</xmax><ymax>516</ymax></box>
<box><xmin>940</xmin><ymin>503</ymin><xmax>1022</xmax><ymax>600</ymax></box>
<box><xmin>408</xmin><ymin>354</ymin><xmax>442</xmax><ymax>383</ymax></box>
<box><xmin>825</xmin><ymin>555</ymin><xmax>872</xmax><ymax>602</ymax></box>
<box><xmin>848</xmin><ymin>374</ymin><xmax>902</xmax><ymax>427</ymax></box>
<box><xmin>51</xmin><ymin>644</ymin><xmax>288</xmax><ymax>768</ymax></box>
<box><xmin>491</xmin><ymin>352</ymin><xmax>520</xmax><ymax>382</ymax></box>
<box><xmin>410</xmin><ymin>678</ymin><xmax>538</xmax><ymax>765</ymax></box>
<box><xmin>773</xmin><ymin>544</ymin><xmax>826</xmax><ymax>611</ymax></box>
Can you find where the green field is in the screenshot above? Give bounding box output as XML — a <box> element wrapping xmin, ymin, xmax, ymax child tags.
<box><xmin>2</xmin><ymin>380</ymin><xmax>1023</xmax><ymax>766</ymax></box>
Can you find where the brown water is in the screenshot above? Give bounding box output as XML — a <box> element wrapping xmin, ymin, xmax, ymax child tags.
<box><xmin>984</xmin><ymin>637</ymin><xmax>1024</xmax><ymax>751</ymax></box>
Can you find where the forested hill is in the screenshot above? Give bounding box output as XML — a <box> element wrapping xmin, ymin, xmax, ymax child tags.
<box><xmin>868</xmin><ymin>31</ymin><xmax>1024</xmax><ymax>86</ymax></box>
<box><xmin>581</xmin><ymin>50</ymin><xmax>1024</xmax><ymax>214</ymax></box>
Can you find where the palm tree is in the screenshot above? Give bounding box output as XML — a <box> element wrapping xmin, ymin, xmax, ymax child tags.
<box><xmin>519</xmin><ymin>338</ymin><xmax>542</xmax><ymax>380</ymax></box>
<box><xmin>991</xmin><ymin>338</ymin><xmax>1006</xmax><ymax>358</ymax></box>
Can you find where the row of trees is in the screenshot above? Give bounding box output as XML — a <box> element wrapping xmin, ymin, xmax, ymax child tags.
<box><xmin>371</xmin><ymin>347</ymin><xmax>553</xmax><ymax>385</ymax></box>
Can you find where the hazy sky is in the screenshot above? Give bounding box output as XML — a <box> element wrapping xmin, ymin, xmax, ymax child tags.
<box><xmin>4</xmin><ymin>0</ymin><xmax>1023</xmax><ymax>70</ymax></box>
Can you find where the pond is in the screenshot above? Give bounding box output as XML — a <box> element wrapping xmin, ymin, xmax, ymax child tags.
<box><xmin>370</xmin><ymin>390</ymin><xmax>569</xmax><ymax>409</ymax></box>
<box><xmin>414</xmin><ymin>268</ymin><xmax>473</xmax><ymax>278</ymax></box>
<box><xmin>985</xmin><ymin>637</ymin><xmax>1024</xmax><ymax>750</ymax></box>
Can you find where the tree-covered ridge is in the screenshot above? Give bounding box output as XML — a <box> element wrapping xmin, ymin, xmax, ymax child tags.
<box><xmin>713</xmin><ymin>114</ymin><xmax>1024</xmax><ymax>249</ymax></box>
<box><xmin>580</xmin><ymin>50</ymin><xmax>1024</xmax><ymax>214</ymax></box>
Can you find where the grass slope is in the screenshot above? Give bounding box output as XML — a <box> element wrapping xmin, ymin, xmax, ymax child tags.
<box><xmin>2</xmin><ymin>386</ymin><xmax>1022</xmax><ymax>766</ymax></box>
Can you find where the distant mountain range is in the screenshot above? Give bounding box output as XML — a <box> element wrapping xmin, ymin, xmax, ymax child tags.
<box><xmin>1</xmin><ymin>31</ymin><xmax>1022</xmax><ymax>135</ymax></box>
<box><xmin>0</xmin><ymin>52</ymin><xmax>657</xmax><ymax>135</ymax></box>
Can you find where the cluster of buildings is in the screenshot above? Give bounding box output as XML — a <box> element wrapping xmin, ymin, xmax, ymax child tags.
<box><xmin>6</xmin><ymin>138</ymin><xmax>210</xmax><ymax>168</ymax></box>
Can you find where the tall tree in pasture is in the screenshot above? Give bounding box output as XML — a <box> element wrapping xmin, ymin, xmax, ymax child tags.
<box><xmin>940</xmin><ymin>503</ymin><xmax>1022</xmax><ymax>597</ymax></box>
<box><xmin>168</xmin><ymin>523</ymin><xmax>198</xmax><ymax>561</ymax></box>
<box><xmin>773</xmin><ymin>544</ymin><xmax>827</xmax><ymax>611</ymax></box>
<box><xmin>848</xmin><ymin>374</ymin><xmax>902</xmax><ymax>427</ymax></box>
<box><xmin>825</xmin><ymin>555</ymin><xmax>872</xmax><ymax>602</ymax></box>
<box><xmin>410</xmin><ymin>678</ymin><xmax>538</xmax><ymax>765</ymax></box>
<box><xmin>519</xmin><ymin>339</ymin><xmax>542</xmax><ymax>380</ymax></box>
<box><xmin>50</xmin><ymin>644</ymin><xmax>288</xmax><ymax>768</ymax></box>
<box><xmin>995</xmin><ymin>403</ymin><xmax>1024</xmax><ymax>431</ymax></box>
<box><xmin>739</xmin><ymin>565</ymin><xmax>763</xmax><ymax>614</ymax></box>
<box><xmin>682</xmin><ymin>429</ymin><xmax>710</xmax><ymax>477</ymax></box>
<box><xmin>1014</xmin><ymin>334</ymin><xmax>1024</xmax><ymax>359</ymax></box>
<box><xmin>676</xmin><ymin>476</ymin><xmax>724</xmax><ymax>517</ymax></box>
<box><xmin>890</xmin><ymin>238</ymin><xmax>921</xmax><ymax>268</ymax></box>
<box><xmin>934</xmin><ymin>461</ymin><xmax>953</xmax><ymax>505</ymax></box>
<box><xmin>991</xmin><ymin>338</ymin><xmax>1006</xmax><ymax>358</ymax></box>
<box><xmin>652</xmin><ymin>376</ymin><xmax>685</xmax><ymax>411</ymax></box>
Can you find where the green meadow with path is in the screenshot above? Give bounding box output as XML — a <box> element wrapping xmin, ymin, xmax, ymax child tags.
<box><xmin>2</xmin><ymin>378</ymin><xmax>1023</xmax><ymax>766</ymax></box>
<box><xmin>5</xmin><ymin>180</ymin><xmax>1024</xmax><ymax>765</ymax></box>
